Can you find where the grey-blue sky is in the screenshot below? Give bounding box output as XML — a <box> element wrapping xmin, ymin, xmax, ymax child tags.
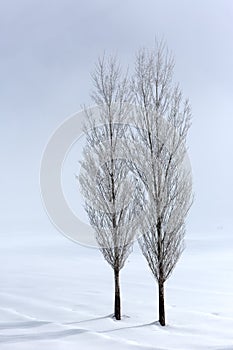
<box><xmin>1</xmin><ymin>0</ymin><xmax>232</xmax><ymax>235</ymax></box>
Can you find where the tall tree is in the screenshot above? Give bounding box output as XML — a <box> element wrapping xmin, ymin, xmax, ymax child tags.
<box><xmin>79</xmin><ymin>56</ymin><xmax>144</xmax><ymax>320</ymax></box>
<box><xmin>129</xmin><ymin>42</ymin><xmax>193</xmax><ymax>326</ymax></box>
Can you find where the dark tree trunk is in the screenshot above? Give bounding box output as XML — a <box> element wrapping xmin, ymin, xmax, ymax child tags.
<box><xmin>114</xmin><ymin>268</ymin><xmax>121</xmax><ymax>320</ymax></box>
<box><xmin>156</xmin><ymin>217</ymin><xmax>165</xmax><ymax>326</ymax></box>
<box><xmin>158</xmin><ymin>281</ymin><xmax>165</xmax><ymax>326</ymax></box>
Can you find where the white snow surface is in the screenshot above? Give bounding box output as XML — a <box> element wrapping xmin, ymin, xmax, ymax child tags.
<box><xmin>0</xmin><ymin>228</ymin><xmax>232</xmax><ymax>350</ymax></box>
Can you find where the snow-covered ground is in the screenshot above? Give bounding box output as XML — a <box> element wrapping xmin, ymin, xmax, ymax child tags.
<box><xmin>0</xmin><ymin>228</ymin><xmax>232</xmax><ymax>349</ymax></box>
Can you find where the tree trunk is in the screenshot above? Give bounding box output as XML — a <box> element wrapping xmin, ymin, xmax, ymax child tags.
<box><xmin>158</xmin><ymin>281</ymin><xmax>165</xmax><ymax>326</ymax></box>
<box><xmin>114</xmin><ymin>268</ymin><xmax>121</xmax><ymax>320</ymax></box>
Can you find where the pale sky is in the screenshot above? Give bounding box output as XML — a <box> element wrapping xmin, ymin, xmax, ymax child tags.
<box><xmin>1</xmin><ymin>0</ymin><xmax>233</xmax><ymax>237</ymax></box>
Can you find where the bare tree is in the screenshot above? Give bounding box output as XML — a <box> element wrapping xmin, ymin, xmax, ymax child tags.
<box><xmin>79</xmin><ymin>56</ymin><xmax>144</xmax><ymax>320</ymax></box>
<box><xmin>128</xmin><ymin>42</ymin><xmax>193</xmax><ymax>326</ymax></box>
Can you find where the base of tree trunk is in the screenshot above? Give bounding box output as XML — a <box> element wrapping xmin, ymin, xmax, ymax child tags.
<box><xmin>159</xmin><ymin>282</ymin><xmax>165</xmax><ymax>326</ymax></box>
<box><xmin>114</xmin><ymin>269</ymin><xmax>121</xmax><ymax>320</ymax></box>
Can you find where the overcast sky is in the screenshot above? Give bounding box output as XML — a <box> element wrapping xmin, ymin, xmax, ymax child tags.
<box><xmin>1</xmin><ymin>0</ymin><xmax>233</xmax><ymax>237</ymax></box>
